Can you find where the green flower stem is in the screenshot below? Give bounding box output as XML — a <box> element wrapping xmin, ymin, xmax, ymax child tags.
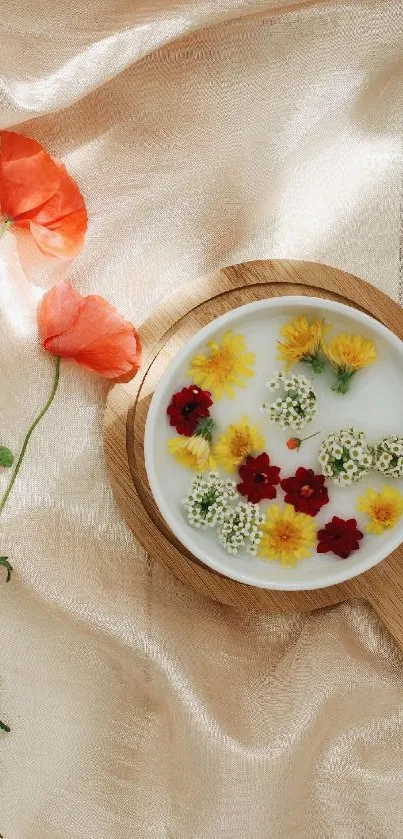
<box><xmin>299</xmin><ymin>430</ymin><xmax>321</xmax><ymax>443</ymax></box>
<box><xmin>0</xmin><ymin>219</ymin><xmax>12</xmax><ymax>239</ymax></box>
<box><xmin>195</xmin><ymin>417</ymin><xmax>215</xmax><ymax>442</ymax></box>
<box><xmin>0</xmin><ymin>558</ymin><xmax>12</xmax><ymax>582</ymax></box>
<box><xmin>0</xmin><ymin>356</ymin><xmax>61</xmax><ymax>519</ymax></box>
<box><xmin>306</xmin><ymin>353</ymin><xmax>326</xmax><ymax>374</ymax></box>
<box><xmin>332</xmin><ymin>369</ymin><xmax>354</xmax><ymax>394</ymax></box>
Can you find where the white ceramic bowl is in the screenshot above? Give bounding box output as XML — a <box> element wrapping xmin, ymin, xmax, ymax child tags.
<box><xmin>144</xmin><ymin>296</ymin><xmax>403</xmax><ymax>590</ymax></box>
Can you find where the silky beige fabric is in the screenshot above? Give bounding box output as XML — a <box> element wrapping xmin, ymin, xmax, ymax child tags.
<box><xmin>1</xmin><ymin>2</ymin><xmax>403</xmax><ymax>836</ymax></box>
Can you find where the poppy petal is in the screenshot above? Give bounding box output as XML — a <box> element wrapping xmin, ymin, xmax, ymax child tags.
<box><xmin>73</xmin><ymin>326</ymin><xmax>141</xmax><ymax>380</ymax></box>
<box><xmin>1</xmin><ymin>131</ymin><xmax>87</xmax><ymax>259</ymax></box>
<box><xmin>39</xmin><ymin>279</ymin><xmax>82</xmax><ymax>341</ymax></box>
<box><xmin>40</xmin><ymin>283</ymin><xmax>142</xmax><ymax>380</ymax></box>
<box><xmin>29</xmin><ymin>209</ymin><xmax>87</xmax><ymax>258</ymax></box>
<box><xmin>0</xmin><ymin>131</ymin><xmax>60</xmax><ymax>218</ymax></box>
<box><xmin>15</xmin><ymin>160</ymin><xmax>86</xmax><ymax>225</ymax></box>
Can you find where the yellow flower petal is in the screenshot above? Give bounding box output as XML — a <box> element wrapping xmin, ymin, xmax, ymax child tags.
<box><xmin>258</xmin><ymin>504</ymin><xmax>316</xmax><ymax>567</ymax></box>
<box><xmin>277</xmin><ymin>315</ymin><xmax>325</xmax><ymax>370</ymax></box>
<box><xmin>168</xmin><ymin>434</ymin><xmax>213</xmax><ymax>471</ymax></box>
<box><xmin>188</xmin><ymin>330</ymin><xmax>255</xmax><ymax>400</ymax></box>
<box><xmin>356</xmin><ymin>485</ymin><xmax>403</xmax><ymax>534</ymax></box>
<box><xmin>213</xmin><ymin>417</ymin><xmax>265</xmax><ymax>473</ymax></box>
<box><xmin>366</xmin><ymin>521</ymin><xmax>385</xmax><ymax>535</ymax></box>
<box><xmin>325</xmin><ymin>333</ymin><xmax>377</xmax><ymax>372</ymax></box>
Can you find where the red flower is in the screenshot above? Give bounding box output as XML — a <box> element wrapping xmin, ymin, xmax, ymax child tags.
<box><xmin>0</xmin><ymin>131</ymin><xmax>87</xmax><ymax>258</ymax></box>
<box><xmin>237</xmin><ymin>453</ymin><xmax>281</xmax><ymax>503</ymax></box>
<box><xmin>39</xmin><ymin>280</ymin><xmax>141</xmax><ymax>381</ymax></box>
<box><xmin>281</xmin><ymin>467</ymin><xmax>329</xmax><ymax>517</ymax></box>
<box><xmin>167</xmin><ymin>386</ymin><xmax>213</xmax><ymax>436</ymax></box>
<box><xmin>317</xmin><ymin>516</ymin><xmax>363</xmax><ymax>559</ymax></box>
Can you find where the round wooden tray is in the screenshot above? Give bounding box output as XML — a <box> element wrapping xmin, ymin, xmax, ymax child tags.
<box><xmin>104</xmin><ymin>260</ymin><xmax>403</xmax><ymax>647</ymax></box>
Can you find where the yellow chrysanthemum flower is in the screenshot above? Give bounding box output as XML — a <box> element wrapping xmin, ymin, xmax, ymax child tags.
<box><xmin>168</xmin><ymin>435</ymin><xmax>214</xmax><ymax>471</ymax></box>
<box><xmin>188</xmin><ymin>330</ymin><xmax>255</xmax><ymax>400</ymax></box>
<box><xmin>258</xmin><ymin>504</ymin><xmax>316</xmax><ymax>567</ymax></box>
<box><xmin>324</xmin><ymin>333</ymin><xmax>377</xmax><ymax>394</ymax></box>
<box><xmin>277</xmin><ymin>315</ymin><xmax>326</xmax><ymax>372</ymax></box>
<box><xmin>356</xmin><ymin>485</ymin><xmax>403</xmax><ymax>534</ymax></box>
<box><xmin>213</xmin><ymin>417</ymin><xmax>265</xmax><ymax>473</ymax></box>
<box><xmin>168</xmin><ymin>418</ymin><xmax>216</xmax><ymax>471</ymax></box>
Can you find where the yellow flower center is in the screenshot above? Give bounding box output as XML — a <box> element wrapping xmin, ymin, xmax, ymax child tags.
<box><xmin>258</xmin><ymin>505</ymin><xmax>316</xmax><ymax>566</ymax></box>
<box><xmin>228</xmin><ymin>431</ymin><xmax>252</xmax><ymax>461</ymax></box>
<box><xmin>326</xmin><ymin>334</ymin><xmax>376</xmax><ymax>371</ymax></box>
<box><xmin>357</xmin><ymin>485</ymin><xmax>403</xmax><ymax>534</ymax></box>
<box><xmin>371</xmin><ymin>502</ymin><xmax>394</xmax><ymax>525</ymax></box>
<box><xmin>272</xmin><ymin>520</ymin><xmax>301</xmax><ymax>550</ymax></box>
<box><xmin>289</xmin><ymin>335</ymin><xmax>313</xmax><ymax>357</ymax></box>
<box><xmin>339</xmin><ymin>349</ymin><xmax>363</xmax><ymax>368</ymax></box>
<box><xmin>209</xmin><ymin>347</ymin><xmax>235</xmax><ymax>382</ymax></box>
<box><xmin>188</xmin><ymin>331</ymin><xmax>255</xmax><ymax>400</ymax></box>
<box><xmin>277</xmin><ymin>316</ymin><xmax>323</xmax><ymax>368</ymax></box>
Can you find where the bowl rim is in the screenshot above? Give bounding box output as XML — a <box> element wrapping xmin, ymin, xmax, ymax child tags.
<box><xmin>144</xmin><ymin>295</ymin><xmax>403</xmax><ymax>590</ymax></box>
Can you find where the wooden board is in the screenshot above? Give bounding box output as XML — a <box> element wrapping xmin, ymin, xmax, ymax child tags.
<box><xmin>103</xmin><ymin>260</ymin><xmax>403</xmax><ymax>647</ymax></box>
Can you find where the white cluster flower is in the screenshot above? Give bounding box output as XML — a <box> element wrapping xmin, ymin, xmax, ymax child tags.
<box><xmin>217</xmin><ymin>502</ymin><xmax>265</xmax><ymax>555</ymax></box>
<box><xmin>262</xmin><ymin>371</ymin><xmax>317</xmax><ymax>431</ymax></box>
<box><xmin>183</xmin><ymin>474</ymin><xmax>265</xmax><ymax>556</ymax></box>
<box><xmin>372</xmin><ymin>436</ymin><xmax>403</xmax><ymax>478</ymax></box>
<box><xmin>319</xmin><ymin>427</ymin><xmax>373</xmax><ymax>486</ymax></box>
<box><xmin>182</xmin><ymin>472</ymin><xmax>237</xmax><ymax>529</ymax></box>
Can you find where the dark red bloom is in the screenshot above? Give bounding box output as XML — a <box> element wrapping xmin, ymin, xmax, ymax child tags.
<box><xmin>317</xmin><ymin>516</ymin><xmax>363</xmax><ymax>559</ymax></box>
<box><xmin>281</xmin><ymin>467</ymin><xmax>329</xmax><ymax>517</ymax></box>
<box><xmin>237</xmin><ymin>452</ymin><xmax>281</xmax><ymax>503</ymax></box>
<box><xmin>167</xmin><ymin>385</ymin><xmax>213</xmax><ymax>436</ymax></box>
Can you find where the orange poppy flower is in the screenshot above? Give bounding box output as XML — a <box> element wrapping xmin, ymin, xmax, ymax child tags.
<box><xmin>0</xmin><ymin>131</ymin><xmax>87</xmax><ymax>258</ymax></box>
<box><xmin>39</xmin><ymin>280</ymin><xmax>142</xmax><ymax>381</ymax></box>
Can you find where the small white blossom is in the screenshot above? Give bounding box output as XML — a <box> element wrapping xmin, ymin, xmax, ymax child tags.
<box><xmin>183</xmin><ymin>473</ymin><xmax>266</xmax><ymax>557</ymax></box>
<box><xmin>183</xmin><ymin>472</ymin><xmax>237</xmax><ymax>529</ymax></box>
<box><xmin>372</xmin><ymin>436</ymin><xmax>403</xmax><ymax>478</ymax></box>
<box><xmin>217</xmin><ymin>502</ymin><xmax>265</xmax><ymax>555</ymax></box>
<box><xmin>319</xmin><ymin>427</ymin><xmax>373</xmax><ymax>486</ymax></box>
<box><xmin>262</xmin><ymin>371</ymin><xmax>317</xmax><ymax>431</ymax></box>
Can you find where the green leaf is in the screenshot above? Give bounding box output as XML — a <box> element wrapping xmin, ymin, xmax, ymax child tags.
<box><xmin>0</xmin><ymin>720</ymin><xmax>10</xmax><ymax>733</ymax></box>
<box><xmin>0</xmin><ymin>558</ymin><xmax>12</xmax><ymax>583</ymax></box>
<box><xmin>0</xmin><ymin>447</ymin><xmax>14</xmax><ymax>468</ymax></box>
